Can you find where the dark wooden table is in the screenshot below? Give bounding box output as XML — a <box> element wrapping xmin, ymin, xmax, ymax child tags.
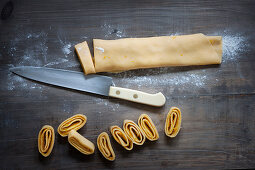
<box><xmin>1</xmin><ymin>0</ymin><xmax>255</xmax><ymax>169</ymax></box>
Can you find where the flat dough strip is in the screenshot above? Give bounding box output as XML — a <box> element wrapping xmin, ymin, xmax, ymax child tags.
<box><xmin>90</xmin><ymin>34</ymin><xmax>222</xmax><ymax>73</ymax></box>
<box><xmin>97</xmin><ymin>132</ymin><xmax>116</xmax><ymax>161</ymax></box>
<box><xmin>75</xmin><ymin>41</ymin><xmax>96</xmax><ymax>75</ymax></box>
<box><xmin>138</xmin><ymin>114</ymin><xmax>159</xmax><ymax>141</ymax></box>
<box><xmin>58</xmin><ymin>114</ymin><xmax>87</xmax><ymax>137</ymax></box>
<box><xmin>110</xmin><ymin>125</ymin><xmax>133</xmax><ymax>150</ymax></box>
<box><xmin>123</xmin><ymin>120</ymin><xmax>146</xmax><ymax>145</ymax></box>
<box><xmin>68</xmin><ymin>130</ymin><xmax>95</xmax><ymax>155</ymax></box>
<box><xmin>38</xmin><ymin>125</ymin><xmax>55</xmax><ymax>157</ymax></box>
<box><xmin>165</xmin><ymin>107</ymin><xmax>182</xmax><ymax>138</ymax></box>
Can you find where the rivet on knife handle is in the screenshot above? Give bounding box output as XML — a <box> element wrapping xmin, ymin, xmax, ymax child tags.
<box><xmin>108</xmin><ymin>86</ymin><xmax>166</xmax><ymax>107</ymax></box>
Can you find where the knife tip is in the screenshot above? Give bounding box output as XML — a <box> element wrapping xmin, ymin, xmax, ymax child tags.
<box><xmin>9</xmin><ymin>66</ymin><xmax>23</xmax><ymax>74</ymax></box>
<box><xmin>9</xmin><ymin>67</ymin><xmax>15</xmax><ymax>72</ymax></box>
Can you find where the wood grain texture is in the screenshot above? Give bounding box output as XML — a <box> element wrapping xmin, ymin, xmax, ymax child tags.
<box><xmin>0</xmin><ymin>0</ymin><xmax>255</xmax><ymax>169</ymax></box>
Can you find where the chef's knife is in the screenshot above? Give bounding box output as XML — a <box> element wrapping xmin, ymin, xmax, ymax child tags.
<box><xmin>10</xmin><ymin>66</ymin><xmax>166</xmax><ymax>107</ymax></box>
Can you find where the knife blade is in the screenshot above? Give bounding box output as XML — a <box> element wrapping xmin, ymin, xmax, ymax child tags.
<box><xmin>10</xmin><ymin>66</ymin><xmax>166</xmax><ymax>107</ymax></box>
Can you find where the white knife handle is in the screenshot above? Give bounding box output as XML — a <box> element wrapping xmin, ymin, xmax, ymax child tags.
<box><xmin>109</xmin><ymin>86</ymin><xmax>166</xmax><ymax>107</ymax></box>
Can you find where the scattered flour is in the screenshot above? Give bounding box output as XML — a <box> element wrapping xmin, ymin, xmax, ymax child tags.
<box><xmin>80</xmin><ymin>36</ymin><xmax>88</xmax><ymax>39</ymax></box>
<box><xmin>44</xmin><ymin>58</ymin><xmax>69</xmax><ymax>67</ymax></box>
<box><xmin>93</xmin><ymin>98</ymin><xmax>120</xmax><ymax>111</ymax></box>
<box><xmin>222</xmin><ymin>34</ymin><xmax>246</xmax><ymax>62</ymax></box>
<box><xmin>169</xmin><ymin>32</ymin><xmax>180</xmax><ymax>36</ymax></box>
<box><xmin>56</xmin><ymin>31</ymin><xmax>80</xmax><ymax>67</ymax></box>
<box><xmin>95</xmin><ymin>47</ymin><xmax>104</xmax><ymax>53</ymax></box>
<box><xmin>101</xmin><ymin>23</ymin><xmax>127</xmax><ymax>38</ymax></box>
<box><xmin>115</xmin><ymin>68</ymin><xmax>210</xmax><ymax>92</ymax></box>
<box><xmin>9</xmin><ymin>31</ymin><xmax>48</xmax><ymax>66</ymax></box>
<box><xmin>128</xmin><ymin>73</ymin><xmax>207</xmax><ymax>87</ymax></box>
<box><xmin>27</xmin><ymin>34</ymin><xmax>32</xmax><ymax>39</ymax></box>
<box><xmin>62</xmin><ymin>43</ymin><xmax>71</xmax><ymax>55</ymax></box>
<box><xmin>8</xmin><ymin>30</ymin><xmax>79</xmax><ymax>68</ymax></box>
<box><xmin>62</xmin><ymin>102</ymin><xmax>74</xmax><ymax>114</ymax></box>
<box><xmin>116</xmin><ymin>30</ymin><xmax>125</xmax><ymax>38</ymax></box>
<box><xmin>58</xmin><ymin>33</ymin><xmax>72</xmax><ymax>57</ymax></box>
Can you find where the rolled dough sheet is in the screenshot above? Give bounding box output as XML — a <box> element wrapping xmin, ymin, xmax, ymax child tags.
<box><xmin>138</xmin><ymin>114</ymin><xmax>159</xmax><ymax>141</ymax></box>
<box><xmin>93</xmin><ymin>34</ymin><xmax>222</xmax><ymax>73</ymax></box>
<box><xmin>38</xmin><ymin>125</ymin><xmax>55</xmax><ymax>157</ymax></box>
<box><xmin>165</xmin><ymin>107</ymin><xmax>182</xmax><ymax>138</ymax></box>
<box><xmin>97</xmin><ymin>132</ymin><xmax>115</xmax><ymax>161</ymax></box>
<box><xmin>110</xmin><ymin>125</ymin><xmax>133</xmax><ymax>150</ymax></box>
<box><xmin>123</xmin><ymin>120</ymin><xmax>146</xmax><ymax>145</ymax></box>
<box><xmin>57</xmin><ymin>114</ymin><xmax>87</xmax><ymax>137</ymax></box>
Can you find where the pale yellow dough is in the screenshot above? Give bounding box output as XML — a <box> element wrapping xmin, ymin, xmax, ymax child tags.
<box><xmin>75</xmin><ymin>33</ymin><xmax>222</xmax><ymax>74</ymax></box>
<box><xmin>58</xmin><ymin>114</ymin><xmax>87</xmax><ymax>137</ymax></box>
<box><xmin>123</xmin><ymin>120</ymin><xmax>146</xmax><ymax>145</ymax></box>
<box><xmin>38</xmin><ymin>125</ymin><xmax>55</xmax><ymax>157</ymax></box>
<box><xmin>97</xmin><ymin>132</ymin><xmax>116</xmax><ymax>161</ymax></box>
<box><xmin>68</xmin><ymin>130</ymin><xmax>95</xmax><ymax>155</ymax></box>
<box><xmin>165</xmin><ymin>107</ymin><xmax>182</xmax><ymax>138</ymax></box>
<box><xmin>138</xmin><ymin>114</ymin><xmax>159</xmax><ymax>141</ymax></box>
<box><xmin>110</xmin><ymin>125</ymin><xmax>133</xmax><ymax>150</ymax></box>
<box><xmin>75</xmin><ymin>41</ymin><xmax>96</xmax><ymax>75</ymax></box>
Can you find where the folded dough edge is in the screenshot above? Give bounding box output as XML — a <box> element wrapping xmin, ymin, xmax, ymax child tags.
<box><xmin>75</xmin><ymin>41</ymin><xmax>96</xmax><ymax>75</ymax></box>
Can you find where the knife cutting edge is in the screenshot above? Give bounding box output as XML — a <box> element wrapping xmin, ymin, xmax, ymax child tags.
<box><xmin>10</xmin><ymin>66</ymin><xmax>166</xmax><ymax>107</ymax></box>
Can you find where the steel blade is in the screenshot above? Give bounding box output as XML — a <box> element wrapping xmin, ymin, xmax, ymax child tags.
<box><xmin>10</xmin><ymin>66</ymin><xmax>113</xmax><ymax>96</ymax></box>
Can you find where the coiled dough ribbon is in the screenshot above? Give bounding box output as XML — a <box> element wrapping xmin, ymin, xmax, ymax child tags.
<box><xmin>165</xmin><ymin>107</ymin><xmax>182</xmax><ymax>138</ymax></box>
<box><xmin>58</xmin><ymin>114</ymin><xmax>87</xmax><ymax>137</ymax></box>
<box><xmin>68</xmin><ymin>130</ymin><xmax>95</xmax><ymax>155</ymax></box>
<box><xmin>97</xmin><ymin>132</ymin><xmax>115</xmax><ymax>161</ymax></box>
<box><xmin>138</xmin><ymin>114</ymin><xmax>159</xmax><ymax>141</ymax></box>
<box><xmin>38</xmin><ymin>125</ymin><xmax>55</xmax><ymax>157</ymax></box>
<box><xmin>110</xmin><ymin>125</ymin><xmax>133</xmax><ymax>150</ymax></box>
<box><xmin>123</xmin><ymin>120</ymin><xmax>146</xmax><ymax>145</ymax></box>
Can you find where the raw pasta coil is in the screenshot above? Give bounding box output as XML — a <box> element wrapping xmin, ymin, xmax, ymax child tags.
<box><xmin>58</xmin><ymin>114</ymin><xmax>87</xmax><ymax>137</ymax></box>
<box><xmin>110</xmin><ymin>125</ymin><xmax>133</xmax><ymax>150</ymax></box>
<box><xmin>38</xmin><ymin>125</ymin><xmax>55</xmax><ymax>157</ymax></box>
<box><xmin>138</xmin><ymin>114</ymin><xmax>159</xmax><ymax>141</ymax></box>
<box><xmin>165</xmin><ymin>107</ymin><xmax>182</xmax><ymax>138</ymax></box>
<box><xmin>123</xmin><ymin>120</ymin><xmax>146</xmax><ymax>145</ymax></box>
<box><xmin>97</xmin><ymin>132</ymin><xmax>115</xmax><ymax>161</ymax></box>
